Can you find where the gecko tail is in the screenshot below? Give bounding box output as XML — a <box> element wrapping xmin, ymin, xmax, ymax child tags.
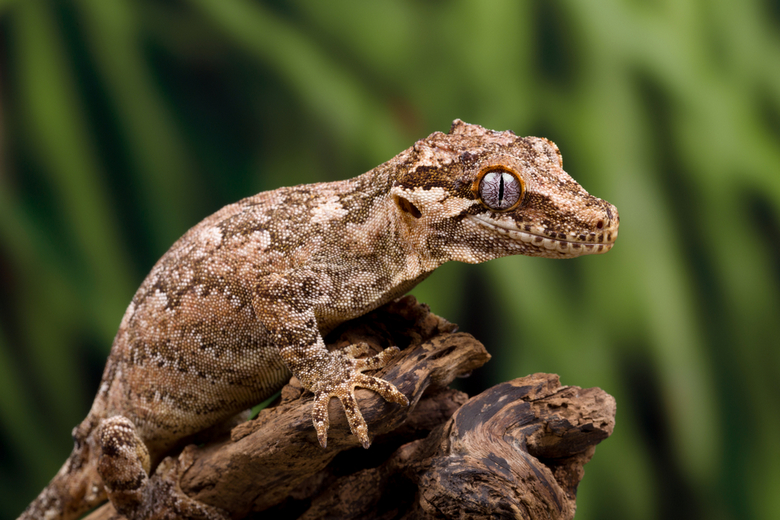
<box><xmin>18</xmin><ymin>420</ymin><xmax>106</xmax><ymax>520</ymax></box>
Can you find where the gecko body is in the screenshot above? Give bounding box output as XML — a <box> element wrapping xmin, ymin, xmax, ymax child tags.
<box><xmin>21</xmin><ymin>120</ymin><xmax>618</xmax><ymax>520</ymax></box>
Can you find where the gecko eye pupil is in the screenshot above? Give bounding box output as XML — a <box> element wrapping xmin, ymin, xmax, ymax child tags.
<box><xmin>479</xmin><ymin>171</ymin><xmax>522</xmax><ymax>210</ymax></box>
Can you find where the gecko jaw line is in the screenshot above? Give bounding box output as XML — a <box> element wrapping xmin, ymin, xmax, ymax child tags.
<box><xmin>471</xmin><ymin>215</ymin><xmax>615</xmax><ymax>255</ymax></box>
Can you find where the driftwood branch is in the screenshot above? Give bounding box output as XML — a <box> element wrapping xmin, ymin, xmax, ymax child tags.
<box><xmin>86</xmin><ymin>296</ymin><xmax>615</xmax><ymax>520</ymax></box>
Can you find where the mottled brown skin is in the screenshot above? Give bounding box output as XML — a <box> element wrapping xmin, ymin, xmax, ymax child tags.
<box><xmin>20</xmin><ymin>120</ymin><xmax>619</xmax><ymax>520</ymax></box>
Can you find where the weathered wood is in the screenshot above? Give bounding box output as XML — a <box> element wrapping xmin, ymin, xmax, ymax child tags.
<box><xmin>409</xmin><ymin>373</ymin><xmax>615</xmax><ymax>519</ymax></box>
<box><xmin>84</xmin><ymin>296</ymin><xmax>615</xmax><ymax>520</ymax></box>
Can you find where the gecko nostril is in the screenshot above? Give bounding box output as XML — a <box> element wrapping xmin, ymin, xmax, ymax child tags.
<box><xmin>596</xmin><ymin>220</ymin><xmax>604</xmax><ymax>230</ymax></box>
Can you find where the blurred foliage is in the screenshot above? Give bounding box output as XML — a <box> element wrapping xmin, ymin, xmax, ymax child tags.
<box><xmin>1</xmin><ymin>0</ymin><xmax>779</xmax><ymax>518</ymax></box>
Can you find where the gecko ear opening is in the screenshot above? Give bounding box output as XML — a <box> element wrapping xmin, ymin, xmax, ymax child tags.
<box><xmin>394</xmin><ymin>194</ymin><xmax>422</xmax><ymax>218</ymax></box>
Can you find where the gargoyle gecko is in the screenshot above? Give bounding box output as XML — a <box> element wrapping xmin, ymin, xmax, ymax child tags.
<box><xmin>20</xmin><ymin>120</ymin><xmax>618</xmax><ymax>519</ymax></box>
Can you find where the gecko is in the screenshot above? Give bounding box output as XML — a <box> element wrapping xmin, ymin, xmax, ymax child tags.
<box><xmin>20</xmin><ymin>120</ymin><xmax>619</xmax><ymax>520</ymax></box>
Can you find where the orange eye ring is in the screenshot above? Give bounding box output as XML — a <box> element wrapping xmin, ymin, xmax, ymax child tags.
<box><xmin>472</xmin><ymin>167</ymin><xmax>524</xmax><ymax>212</ymax></box>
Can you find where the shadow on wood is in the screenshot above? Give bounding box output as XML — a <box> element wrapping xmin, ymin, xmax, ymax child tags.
<box><xmin>85</xmin><ymin>296</ymin><xmax>615</xmax><ymax>520</ymax></box>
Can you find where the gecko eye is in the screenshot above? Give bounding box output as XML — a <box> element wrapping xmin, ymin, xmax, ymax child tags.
<box><xmin>478</xmin><ymin>170</ymin><xmax>523</xmax><ymax>211</ymax></box>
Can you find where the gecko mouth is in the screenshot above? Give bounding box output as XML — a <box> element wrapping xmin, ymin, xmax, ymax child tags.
<box><xmin>470</xmin><ymin>214</ymin><xmax>616</xmax><ymax>256</ymax></box>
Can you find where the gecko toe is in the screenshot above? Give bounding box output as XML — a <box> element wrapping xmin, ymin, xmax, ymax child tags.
<box><xmin>343</xmin><ymin>342</ymin><xmax>371</xmax><ymax>357</ymax></box>
<box><xmin>354</xmin><ymin>373</ymin><xmax>409</xmax><ymax>406</ymax></box>
<box><xmin>312</xmin><ymin>392</ymin><xmax>332</xmax><ymax>448</ymax></box>
<box><xmin>354</xmin><ymin>345</ymin><xmax>401</xmax><ymax>371</ymax></box>
<box><xmin>338</xmin><ymin>389</ymin><xmax>371</xmax><ymax>448</ymax></box>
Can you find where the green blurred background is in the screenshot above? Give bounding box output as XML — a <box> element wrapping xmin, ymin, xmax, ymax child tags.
<box><xmin>1</xmin><ymin>0</ymin><xmax>779</xmax><ymax>518</ymax></box>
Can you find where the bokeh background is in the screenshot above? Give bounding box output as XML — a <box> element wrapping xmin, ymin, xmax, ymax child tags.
<box><xmin>1</xmin><ymin>1</ymin><xmax>779</xmax><ymax>519</ymax></box>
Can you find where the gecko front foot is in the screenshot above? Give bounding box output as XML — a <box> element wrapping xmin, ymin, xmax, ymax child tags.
<box><xmin>311</xmin><ymin>344</ymin><xmax>408</xmax><ymax>449</ymax></box>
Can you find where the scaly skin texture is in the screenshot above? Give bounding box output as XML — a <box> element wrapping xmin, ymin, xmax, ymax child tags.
<box><xmin>20</xmin><ymin>120</ymin><xmax>619</xmax><ymax>520</ymax></box>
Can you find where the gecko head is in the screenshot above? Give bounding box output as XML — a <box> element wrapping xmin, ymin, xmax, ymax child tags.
<box><xmin>391</xmin><ymin>120</ymin><xmax>619</xmax><ymax>263</ymax></box>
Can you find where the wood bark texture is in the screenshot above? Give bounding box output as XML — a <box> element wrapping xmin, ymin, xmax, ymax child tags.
<box><xmin>84</xmin><ymin>296</ymin><xmax>616</xmax><ymax>520</ymax></box>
